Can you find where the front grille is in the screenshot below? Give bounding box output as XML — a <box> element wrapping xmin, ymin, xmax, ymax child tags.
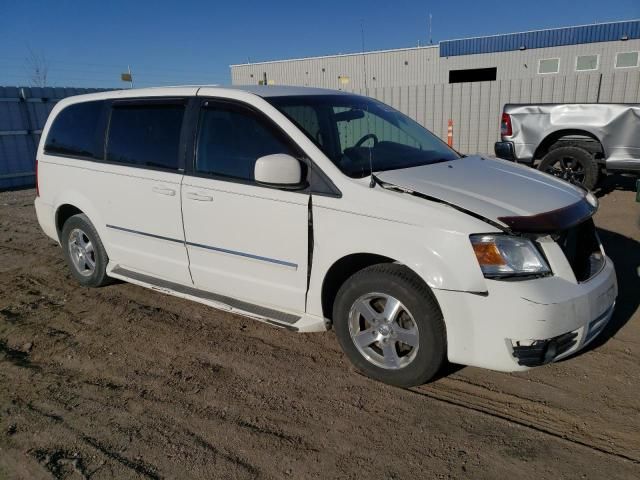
<box><xmin>556</xmin><ymin>218</ymin><xmax>603</xmax><ymax>282</ymax></box>
<box><xmin>512</xmin><ymin>331</ymin><xmax>579</xmax><ymax>367</ymax></box>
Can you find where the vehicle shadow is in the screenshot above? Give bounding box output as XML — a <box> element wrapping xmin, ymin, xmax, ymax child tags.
<box><xmin>580</xmin><ymin>227</ymin><xmax>640</xmax><ymax>353</ymax></box>
<box><xmin>594</xmin><ymin>173</ymin><xmax>638</xmax><ymax>198</ymax></box>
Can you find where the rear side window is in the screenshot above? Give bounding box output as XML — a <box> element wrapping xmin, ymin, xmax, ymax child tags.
<box><xmin>196</xmin><ymin>102</ymin><xmax>298</xmax><ymax>181</ymax></box>
<box><xmin>106</xmin><ymin>102</ymin><xmax>185</xmax><ymax>170</ymax></box>
<box><xmin>44</xmin><ymin>101</ymin><xmax>105</xmax><ymax>159</ymax></box>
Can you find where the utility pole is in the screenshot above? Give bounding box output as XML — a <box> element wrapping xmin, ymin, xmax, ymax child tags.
<box><xmin>361</xmin><ymin>20</ymin><xmax>368</xmax><ymax>91</ymax></box>
<box><xmin>429</xmin><ymin>13</ymin><xmax>433</xmax><ymax>45</ymax></box>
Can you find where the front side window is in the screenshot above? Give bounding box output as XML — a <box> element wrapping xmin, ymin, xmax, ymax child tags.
<box><xmin>106</xmin><ymin>102</ymin><xmax>185</xmax><ymax>170</ymax></box>
<box><xmin>44</xmin><ymin>101</ymin><xmax>105</xmax><ymax>159</ymax></box>
<box><xmin>576</xmin><ymin>55</ymin><xmax>599</xmax><ymax>71</ymax></box>
<box><xmin>269</xmin><ymin>95</ymin><xmax>459</xmax><ymax>178</ymax></box>
<box><xmin>615</xmin><ymin>51</ymin><xmax>639</xmax><ymax>68</ymax></box>
<box><xmin>538</xmin><ymin>58</ymin><xmax>560</xmax><ymax>74</ymax></box>
<box><xmin>196</xmin><ymin>102</ymin><xmax>298</xmax><ymax>181</ymax></box>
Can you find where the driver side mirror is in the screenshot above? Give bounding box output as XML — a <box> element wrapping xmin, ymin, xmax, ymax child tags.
<box><xmin>254</xmin><ymin>153</ymin><xmax>304</xmax><ymax>188</ymax></box>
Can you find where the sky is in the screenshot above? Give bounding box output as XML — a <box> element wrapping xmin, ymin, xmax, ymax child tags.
<box><xmin>1</xmin><ymin>0</ymin><xmax>639</xmax><ymax>88</ymax></box>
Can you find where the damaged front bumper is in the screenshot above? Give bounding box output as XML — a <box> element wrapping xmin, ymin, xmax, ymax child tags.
<box><xmin>432</xmin><ymin>256</ymin><xmax>617</xmax><ymax>372</ymax></box>
<box><xmin>510</xmin><ymin>301</ymin><xmax>615</xmax><ymax>367</ymax></box>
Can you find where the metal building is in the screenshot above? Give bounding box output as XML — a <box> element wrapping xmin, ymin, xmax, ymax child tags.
<box><xmin>230</xmin><ymin>20</ymin><xmax>640</xmax><ymax>154</ymax></box>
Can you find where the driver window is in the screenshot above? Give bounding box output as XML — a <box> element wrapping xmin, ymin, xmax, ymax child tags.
<box><xmin>334</xmin><ymin>106</ymin><xmax>420</xmax><ymax>152</ymax></box>
<box><xmin>278</xmin><ymin>105</ymin><xmax>324</xmax><ymax>147</ymax></box>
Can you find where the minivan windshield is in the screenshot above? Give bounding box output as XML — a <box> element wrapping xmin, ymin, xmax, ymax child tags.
<box><xmin>267</xmin><ymin>94</ymin><xmax>460</xmax><ymax>178</ymax></box>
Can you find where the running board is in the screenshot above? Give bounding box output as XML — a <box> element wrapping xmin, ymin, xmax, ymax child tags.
<box><xmin>109</xmin><ymin>266</ymin><xmax>301</xmax><ymax>331</ymax></box>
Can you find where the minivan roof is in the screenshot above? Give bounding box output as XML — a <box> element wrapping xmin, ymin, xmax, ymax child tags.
<box><xmin>85</xmin><ymin>85</ymin><xmax>349</xmax><ymax>99</ymax></box>
<box><xmin>223</xmin><ymin>85</ymin><xmax>351</xmax><ymax>97</ymax></box>
<box><xmin>49</xmin><ymin>85</ymin><xmax>356</xmax><ymax>113</ymax></box>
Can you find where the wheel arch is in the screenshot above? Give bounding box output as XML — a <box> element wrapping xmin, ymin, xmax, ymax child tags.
<box><xmin>320</xmin><ymin>252</ymin><xmax>439</xmax><ymax>325</ymax></box>
<box><xmin>51</xmin><ymin>191</ymin><xmax>109</xmax><ymax>254</ymax></box>
<box><xmin>534</xmin><ymin>129</ymin><xmax>604</xmax><ymax>160</ymax></box>
<box><xmin>55</xmin><ymin>204</ymin><xmax>84</xmax><ymax>240</ymax></box>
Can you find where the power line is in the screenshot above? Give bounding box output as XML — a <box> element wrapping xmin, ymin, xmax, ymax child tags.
<box><xmin>0</xmin><ymin>63</ymin><xmax>229</xmax><ymax>79</ymax></box>
<box><xmin>1</xmin><ymin>66</ymin><xmax>230</xmax><ymax>88</ymax></box>
<box><xmin>0</xmin><ymin>56</ymin><xmax>230</xmax><ymax>76</ymax></box>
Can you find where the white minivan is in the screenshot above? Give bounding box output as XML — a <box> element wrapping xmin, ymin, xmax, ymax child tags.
<box><xmin>35</xmin><ymin>86</ymin><xmax>617</xmax><ymax>386</ymax></box>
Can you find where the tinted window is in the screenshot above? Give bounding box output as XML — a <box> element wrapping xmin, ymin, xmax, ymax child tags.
<box><xmin>196</xmin><ymin>103</ymin><xmax>297</xmax><ymax>181</ymax></box>
<box><xmin>449</xmin><ymin>67</ymin><xmax>497</xmax><ymax>83</ymax></box>
<box><xmin>106</xmin><ymin>102</ymin><xmax>184</xmax><ymax>170</ymax></box>
<box><xmin>45</xmin><ymin>101</ymin><xmax>105</xmax><ymax>158</ymax></box>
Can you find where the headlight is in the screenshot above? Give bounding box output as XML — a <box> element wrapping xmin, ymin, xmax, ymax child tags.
<box><xmin>470</xmin><ymin>234</ymin><xmax>551</xmax><ymax>278</ymax></box>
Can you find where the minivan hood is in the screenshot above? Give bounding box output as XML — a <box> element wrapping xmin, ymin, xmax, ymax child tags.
<box><xmin>376</xmin><ymin>156</ymin><xmax>593</xmax><ymax>231</ymax></box>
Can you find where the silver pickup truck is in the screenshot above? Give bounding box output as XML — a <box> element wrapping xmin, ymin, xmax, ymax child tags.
<box><xmin>494</xmin><ymin>104</ymin><xmax>640</xmax><ymax>190</ymax></box>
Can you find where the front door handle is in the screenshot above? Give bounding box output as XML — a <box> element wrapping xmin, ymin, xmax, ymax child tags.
<box><xmin>152</xmin><ymin>186</ymin><xmax>176</xmax><ymax>196</ymax></box>
<box><xmin>186</xmin><ymin>192</ymin><xmax>213</xmax><ymax>202</ymax></box>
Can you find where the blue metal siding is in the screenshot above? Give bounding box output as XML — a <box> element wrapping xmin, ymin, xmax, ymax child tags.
<box><xmin>0</xmin><ymin>86</ymin><xmax>108</xmax><ymax>190</ymax></box>
<box><xmin>440</xmin><ymin>20</ymin><xmax>640</xmax><ymax>57</ymax></box>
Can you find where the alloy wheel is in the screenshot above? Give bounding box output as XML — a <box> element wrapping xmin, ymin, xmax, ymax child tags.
<box><xmin>348</xmin><ymin>292</ymin><xmax>420</xmax><ymax>370</ymax></box>
<box><xmin>544</xmin><ymin>155</ymin><xmax>586</xmax><ymax>185</ymax></box>
<box><xmin>68</xmin><ymin>228</ymin><xmax>96</xmax><ymax>276</ymax></box>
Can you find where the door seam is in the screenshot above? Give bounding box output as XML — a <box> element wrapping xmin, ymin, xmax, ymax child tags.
<box><xmin>179</xmin><ymin>174</ymin><xmax>195</xmax><ymax>284</ymax></box>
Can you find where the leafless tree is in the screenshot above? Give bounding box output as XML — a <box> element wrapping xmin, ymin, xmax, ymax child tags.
<box><xmin>25</xmin><ymin>47</ymin><xmax>49</xmax><ymax>87</ymax></box>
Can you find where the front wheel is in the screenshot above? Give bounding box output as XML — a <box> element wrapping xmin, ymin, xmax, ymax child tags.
<box><xmin>333</xmin><ymin>264</ymin><xmax>446</xmax><ymax>387</ymax></box>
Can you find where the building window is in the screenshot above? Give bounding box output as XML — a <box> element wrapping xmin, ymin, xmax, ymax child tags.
<box><xmin>538</xmin><ymin>58</ymin><xmax>560</xmax><ymax>74</ymax></box>
<box><xmin>615</xmin><ymin>51</ymin><xmax>639</xmax><ymax>69</ymax></box>
<box><xmin>575</xmin><ymin>54</ymin><xmax>599</xmax><ymax>71</ymax></box>
<box><xmin>449</xmin><ymin>67</ymin><xmax>497</xmax><ymax>83</ymax></box>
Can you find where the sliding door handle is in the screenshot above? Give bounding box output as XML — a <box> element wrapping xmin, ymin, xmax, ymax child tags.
<box><xmin>186</xmin><ymin>192</ymin><xmax>213</xmax><ymax>202</ymax></box>
<box><xmin>152</xmin><ymin>186</ymin><xmax>176</xmax><ymax>196</ymax></box>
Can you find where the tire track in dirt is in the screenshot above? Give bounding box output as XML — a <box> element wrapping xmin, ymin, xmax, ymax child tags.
<box><xmin>411</xmin><ymin>379</ymin><xmax>640</xmax><ymax>464</ymax></box>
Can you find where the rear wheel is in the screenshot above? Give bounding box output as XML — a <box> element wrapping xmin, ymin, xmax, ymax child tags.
<box><xmin>61</xmin><ymin>214</ymin><xmax>111</xmax><ymax>287</ymax></box>
<box><xmin>333</xmin><ymin>264</ymin><xmax>446</xmax><ymax>387</ymax></box>
<box><xmin>538</xmin><ymin>145</ymin><xmax>599</xmax><ymax>190</ymax></box>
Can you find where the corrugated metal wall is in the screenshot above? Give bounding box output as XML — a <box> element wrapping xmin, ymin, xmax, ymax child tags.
<box><xmin>231</xmin><ymin>39</ymin><xmax>640</xmax><ymax>86</ymax></box>
<box><xmin>344</xmin><ymin>70</ymin><xmax>640</xmax><ymax>155</ymax></box>
<box><xmin>440</xmin><ymin>20</ymin><xmax>640</xmax><ymax>56</ymax></box>
<box><xmin>0</xmin><ymin>86</ymin><xmax>107</xmax><ymax>190</ymax></box>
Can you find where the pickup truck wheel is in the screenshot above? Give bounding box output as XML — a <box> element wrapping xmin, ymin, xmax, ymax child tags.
<box><xmin>333</xmin><ymin>264</ymin><xmax>446</xmax><ymax>387</ymax></box>
<box><xmin>61</xmin><ymin>214</ymin><xmax>111</xmax><ymax>288</ymax></box>
<box><xmin>538</xmin><ymin>146</ymin><xmax>599</xmax><ymax>190</ymax></box>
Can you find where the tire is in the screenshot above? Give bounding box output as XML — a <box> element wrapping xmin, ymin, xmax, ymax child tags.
<box><xmin>538</xmin><ymin>145</ymin><xmax>599</xmax><ymax>190</ymax></box>
<box><xmin>60</xmin><ymin>213</ymin><xmax>111</xmax><ymax>288</ymax></box>
<box><xmin>333</xmin><ymin>264</ymin><xmax>446</xmax><ymax>387</ymax></box>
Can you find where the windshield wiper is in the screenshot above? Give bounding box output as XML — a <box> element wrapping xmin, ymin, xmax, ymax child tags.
<box><xmin>370</xmin><ymin>172</ymin><xmax>381</xmax><ymax>188</ymax></box>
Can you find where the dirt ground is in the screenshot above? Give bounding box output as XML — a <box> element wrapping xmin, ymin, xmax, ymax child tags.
<box><xmin>0</xmin><ymin>176</ymin><xmax>639</xmax><ymax>479</ymax></box>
